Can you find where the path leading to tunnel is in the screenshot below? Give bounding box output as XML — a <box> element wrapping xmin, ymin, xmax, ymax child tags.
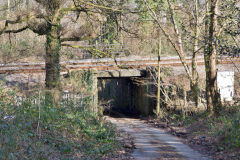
<box><xmin>106</xmin><ymin>117</ymin><xmax>210</xmax><ymax>160</ymax></box>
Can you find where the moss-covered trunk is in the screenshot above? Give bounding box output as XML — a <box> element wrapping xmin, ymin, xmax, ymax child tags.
<box><xmin>204</xmin><ymin>0</ymin><xmax>222</xmax><ymax>115</ymax></box>
<box><xmin>191</xmin><ymin>81</ymin><xmax>199</xmax><ymax>107</ymax></box>
<box><xmin>45</xmin><ymin>26</ymin><xmax>61</xmax><ymax>89</ymax></box>
<box><xmin>45</xmin><ymin>25</ymin><xmax>61</xmax><ymax>106</ymax></box>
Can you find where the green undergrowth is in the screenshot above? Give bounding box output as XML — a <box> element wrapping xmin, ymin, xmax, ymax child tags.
<box><xmin>164</xmin><ymin>106</ymin><xmax>240</xmax><ymax>150</ymax></box>
<box><xmin>209</xmin><ymin>106</ymin><xmax>240</xmax><ymax>150</ymax></box>
<box><xmin>0</xmin><ymin>85</ymin><xmax>118</xmax><ymax>159</ymax></box>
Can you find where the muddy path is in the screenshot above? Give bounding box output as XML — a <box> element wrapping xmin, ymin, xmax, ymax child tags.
<box><xmin>106</xmin><ymin>117</ymin><xmax>210</xmax><ymax>160</ymax></box>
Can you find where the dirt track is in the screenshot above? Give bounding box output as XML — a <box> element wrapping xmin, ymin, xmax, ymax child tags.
<box><xmin>106</xmin><ymin>117</ymin><xmax>210</xmax><ymax>160</ymax></box>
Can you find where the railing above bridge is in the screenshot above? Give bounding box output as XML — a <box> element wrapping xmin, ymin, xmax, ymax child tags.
<box><xmin>69</xmin><ymin>43</ymin><xmax>125</xmax><ymax>59</ymax></box>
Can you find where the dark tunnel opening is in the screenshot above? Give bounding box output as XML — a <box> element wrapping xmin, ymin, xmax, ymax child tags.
<box><xmin>97</xmin><ymin>77</ymin><xmax>155</xmax><ymax>118</ymax></box>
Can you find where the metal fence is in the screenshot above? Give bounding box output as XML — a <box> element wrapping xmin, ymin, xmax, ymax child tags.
<box><xmin>69</xmin><ymin>43</ymin><xmax>125</xmax><ymax>59</ymax></box>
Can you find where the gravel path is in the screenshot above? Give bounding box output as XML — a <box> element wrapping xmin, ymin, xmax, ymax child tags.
<box><xmin>107</xmin><ymin>117</ymin><xmax>210</xmax><ymax>160</ymax></box>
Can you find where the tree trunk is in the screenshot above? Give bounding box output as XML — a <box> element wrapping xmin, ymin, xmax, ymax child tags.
<box><xmin>156</xmin><ymin>34</ymin><xmax>162</xmax><ymax>118</ymax></box>
<box><xmin>204</xmin><ymin>0</ymin><xmax>222</xmax><ymax>115</ymax></box>
<box><xmin>191</xmin><ymin>0</ymin><xmax>200</xmax><ymax>107</ymax></box>
<box><xmin>26</xmin><ymin>0</ymin><xmax>30</xmax><ymax>10</ymax></box>
<box><xmin>45</xmin><ymin>25</ymin><xmax>61</xmax><ymax>106</ymax></box>
<box><xmin>204</xmin><ymin>1</ymin><xmax>212</xmax><ymax>112</ymax></box>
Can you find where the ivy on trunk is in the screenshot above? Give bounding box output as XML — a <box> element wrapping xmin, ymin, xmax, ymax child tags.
<box><xmin>45</xmin><ymin>26</ymin><xmax>61</xmax><ymax>90</ymax></box>
<box><xmin>204</xmin><ymin>0</ymin><xmax>222</xmax><ymax>115</ymax></box>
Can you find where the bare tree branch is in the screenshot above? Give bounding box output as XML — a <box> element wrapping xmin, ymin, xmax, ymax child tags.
<box><xmin>61</xmin><ymin>43</ymin><xmax>111</xmax><ymax>58</ymax></box>
<box><xmin>5</xmin><ymin>26</ymin><xmax>28</xmax><ymax>33</ymax></box>
<box><xmin>143</xmin><ymin>0</ymin><xmax>192</xmax><ymax>81</ymax></box>
<box><xmin>0</xmin><ymin>16</ymin><xmax>25</xmax><ymax>35</ymax></box>
<box><xmin>75</xmin><ymin>0</ymin><xmax>123</xmax><ymax>13</ymax></box>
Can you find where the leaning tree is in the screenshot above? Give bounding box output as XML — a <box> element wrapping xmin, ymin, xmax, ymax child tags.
<box><xmin>0</xmin><ymin>0</ymin><xmax>123</xmax><ymax>104</ymax></box>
